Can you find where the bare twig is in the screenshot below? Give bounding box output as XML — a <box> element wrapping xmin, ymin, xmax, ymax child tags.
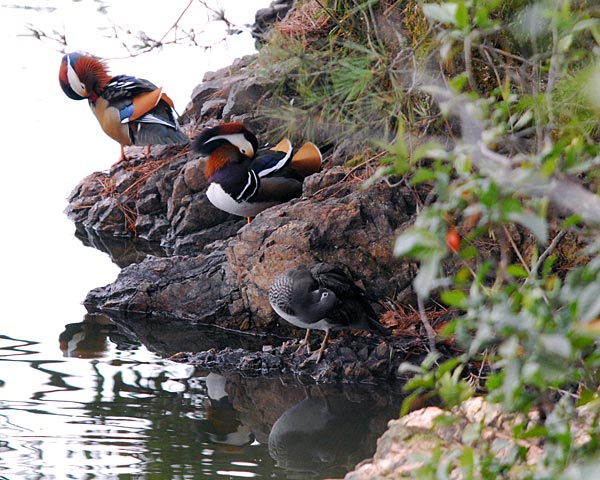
<box><xmin>418</xmin><ymin>295</ymin><xmax>437</xmax><ymax>353</ymax></box>
<box><xmin>534</xmin><ymin>229</ymin><xmax>568</xmax><ymax>274</ymax></box>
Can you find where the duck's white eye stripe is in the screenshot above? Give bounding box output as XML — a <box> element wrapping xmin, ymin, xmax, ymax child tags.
<box><xmin>205</xmin><ymin>133</ymin><xmax>254</xmax><ymax>156</ymax></box>
<box><xmin>66</xmin><ymin>58</ymin><xmax>86</xmax><ymax>95</ymax></box>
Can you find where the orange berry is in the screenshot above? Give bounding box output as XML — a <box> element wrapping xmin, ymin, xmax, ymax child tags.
<box><xmin>446</xmin><ymin>226</ymin><xmax>460</xmax><ymax>253</ymax></box>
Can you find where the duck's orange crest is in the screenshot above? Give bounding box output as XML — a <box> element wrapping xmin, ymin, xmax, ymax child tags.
<box><xmin>217</xmin><ymin>122</ymin><xmax>247</xmax><ymax>135</ymax></box>
<box><xmin>78</xmin><ymin>56</ymin><xmax>111</xmax><ymax>92</ymax></box>
<box><xmin>204</xmin><ymin>145</ymin><xmax>240</xmax><ymax>178</ymax></box>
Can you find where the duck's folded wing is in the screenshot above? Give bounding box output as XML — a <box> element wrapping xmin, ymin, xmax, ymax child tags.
<box><xmin>251</xmin><ymin>176</ymin><xmax>303</xmax><ymax>203</ymax></box>
<box><xmin>249</xmin><ymin>139</ymin><xmax>293</xmax><ymax>177</ymax></box>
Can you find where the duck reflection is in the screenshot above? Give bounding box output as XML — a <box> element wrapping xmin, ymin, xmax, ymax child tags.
<box><xmin>58</xmin><ymin>313</ymin><xmax>138</xmax><ymax>358</ymax></box>
<box><xmin>267</xmin><ymin>385</ymin><xmax>393</xmax><ymax>477</ymax></box>
<box><xmin>202</xmin><ymin>373</ymin><xmax>254</xmax><ymax>448</ymax></box>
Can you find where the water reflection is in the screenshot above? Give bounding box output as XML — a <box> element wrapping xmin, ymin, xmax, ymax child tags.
<box><xmin>268</xmin><ymin>389</ymin><xmax>389</xmax><ymax>478</ymax></box>
<box><xmin>0</xmin><ymin>317</ymin><xmax>403</xmax><ymax>479</ymax></box>
<box><xmin>97</xmin><ymin>311</ymin><xmax>285</xmax><ymax>357</ymax></box>
<box><xmin>203</xmin><ymin>372</ymin><xmax>254</xmax><ymax>447</ymax></box>
<box><xmin>59</xmin><ymin>314</ymin><xmax>128</xmax><ymax>358</ymax></box>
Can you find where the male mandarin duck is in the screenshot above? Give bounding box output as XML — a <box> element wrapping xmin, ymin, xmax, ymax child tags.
<box><xmin>268</xmin><ymin>263</ymin><xmax>390</xmax><ymax>363</ymax></box>
<box><xmin>192</xmin><ymin>122</ymin><xmax>322</xmax><ymax>223</ymax></box>
<box><xmin>59</xmin><ymin>52</ymin><xmax>188</xmax><ymax>163</ymax></box>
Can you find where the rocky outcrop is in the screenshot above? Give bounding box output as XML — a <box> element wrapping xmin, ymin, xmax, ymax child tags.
<box><xmin>65</xmin><ymin>56</ymin><xmax>254</xmax><ymax>253</ymax></box>
<box><xmin>78</xmin><ymin>160</ymin><xmax>442</xmax><ymax>383</ymax></box>
<box><xmin>65</xmin><ymin>5</ymin><xmax>437</xmax><ymax>383</ymax></box>
<box><xmin>65</xmin><ymin>53</ymin><xmax>300</xmax><ymax>256</ymax></box>
<box><xmin>343</xmin><ymin>397</ymin><xmax>549</xmax><ymax>479</ymax></box>
<box><xmin>82</xmin><ymin>166</ymin><xmax>423</xmax><ymax>324</ymax></box>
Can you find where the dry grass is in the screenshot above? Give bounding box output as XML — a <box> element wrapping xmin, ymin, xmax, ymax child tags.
<box><xmin>274</xmin><ymin>0</ymin><xmax>334</xmax><ymax>47</ymax></box>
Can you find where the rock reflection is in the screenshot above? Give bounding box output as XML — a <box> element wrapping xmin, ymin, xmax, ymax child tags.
<box><xmin>73</xmin><ymin>222</ymin><xmax>167</xmax><ymax>268</ymax></box>
<box><xmin>2</xmin><ymin>320</ymin><xmax>405</xmax><ymax>479</ymax></box>
<box><xmin>96</xmin><ymin>310</ymin><xmax>281</xmax><ymax>357</ymax></box>
<box><xmin>82</xmin><ymin>311</ymin><xmax>406</xmax><ymax>478</ymax></box>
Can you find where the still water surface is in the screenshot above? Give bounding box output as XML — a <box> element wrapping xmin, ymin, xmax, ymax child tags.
<box><xmin>1</xmin><ymin>318</ymin><xmax>401</xmax><ymax>479</ymax></box>
<box><xmin>0</xmin><ymin>1</ymin><xmax>401</xmax><ymax>478</ymax></box>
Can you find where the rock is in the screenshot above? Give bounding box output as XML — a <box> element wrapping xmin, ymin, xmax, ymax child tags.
<box><xmin>83</xmin><ymin>169</ymin><xmax>421</xmax><ymax>324</ymax></box>
<box><xmin>251</xmin><ymin>0</ymin><xmax>296</xmax><ymax>46</ymax></box>
<box><xmin>66</xmin><ymin>150</ymin><xmax>245</xmax><ymax>255</ymax></box>
<box><xmin>344</xmin><ymin>397</ymin><xmax>546</xmax><ymax>479</ymax></box>
<box><xmin>168</xmin><ymin>333</ymin><xmax>434</xmax><ymax>384</ymax></box>
<box><xmin>222</xmin><ymin>77</ymin><xmax>271</xmax><ymax>119</ymax></box>
<box><xmin>226</xmin><ymin>177</ymin><xmax>421</xmax><ymax>325</ymax></box>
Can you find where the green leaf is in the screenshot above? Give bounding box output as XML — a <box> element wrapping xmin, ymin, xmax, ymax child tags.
<box><xmin>576</xmin><ymin>388</ymin><xmax>596</xmax><ymax>406</ymax></box>
<box><xmin>573</xmin><ymin>18</ymin><xmax>600</xmax><ymax>34</ymax></box>
<box><xmin>437</xmin><ymin>357</ymin><xmax>464</xmax><ymax>376</ymax></box>
<box><xmin>480</xmin><ymin>181</ymin><xmax>499</xmax><ymax>207</ymax></box>
<box><xmin>449</xmin><ymin>72</ymin><xmax>469</xmax><ymax>92</ymax></box>
<box><xmin>515</xmin><ymin>424</ymin><xmax>547</xmax><ymax>440</ymax></box>
<box><xmin>507</xmin><ymin>264</ymin><xmax>529</xmax><ymax>278</ymax></box>
<box><xmin>438</xmin><ymin>371</ymin><xmax>474</xmax><ymax>407</ymax></box>
<box><xmin>542</xmin><ymin>155</ymin><xmax>558</xmax><ymax>176</ymax></box>
<box><xmin>459</xmin><ymin>446</ymin><xmax>475</xmax><ymax>478</ymax></box>
<box><xmin>511</xmin><ymin>109</ymin><xmax>533</xmax><ymax>130</ymax></box>
<box><xmin>440</xmin><ymin>319</ymin><xmax>457</xmax><ymax>338</ymax></box>
<box><xmin>393</xmin><ymin>229</ymin><xmax>441</xmax><ymax>258</ymax></box>
<box><xmin>486</xmin><ymin>372</ymin><xmax>503</xmax><ymax>390</ymax></box>
<box><xmin>576</xmin><ymin>282</ymin><xmax>600</xmax><ymax>324</ymax></box>
<box><xmin>441</xmin><ymin>289</ymin><xmax>468</xmax><ymax>307</ymax></box>
<box><xmin>400</xmin><ymin>390</ymin><xmax>424</xmax><ymax>416</ymax></box>
<box><xmin>411</xmin><ymin>168</ymin><xmax>437</xmax><ymax>184</ymax></box>
<box><xmin>414</xmin><ymin>254</ymin><xmax>447</xmax><ymax>298</ymax></box>
<box><xmin>404</xmin><ymin>376</ymin><xmax>432</xmax><ymax>391</ymax></box>
<box><xmin>562</xmin><ymin>214</ymin><xmax>582</xmax><ymax>228</ymax></box>
<box><xmin>558</xmin><ymin>34</ymin><xmax>573</xmax><ymax>53</ymax></box>
<box><xmin>502</xmin><ymin>197</ymin><xmax>523</xmax><ymax>214</ymax></box>
<box><xmin>455</xmin><ymin>2</ymin><xmax>469</xmax><ymax>30</ymax></box>
<box><xmin>539</xmin><ymin>333</ymin><xmax>572</xmax><ymax>359</ymax></box>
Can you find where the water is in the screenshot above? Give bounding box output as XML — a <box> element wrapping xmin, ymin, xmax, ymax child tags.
<box><xmin>0</xmin><ymin>1</ymin><xmax>401</xmax><ymax>478</ymax></box>
<box><xmin>1</xmin><ymin>320</ymin><xmax>401</xmax><ymax>479</ymax></box>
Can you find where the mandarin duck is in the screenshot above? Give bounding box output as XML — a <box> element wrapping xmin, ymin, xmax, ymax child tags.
<box><xmin>59</xmin><ymin>52</ymin><xmax>188</xmax><ymax>163</ymax></box>
<box><xmin>268</xmin><ymin>263</ymin><xmax>390</xmax><ymax>363</ymax></box>
<box><xmin>192</xmin><ymin>122</ymin><xmax>322</xmax><ymax>223</ymax></box>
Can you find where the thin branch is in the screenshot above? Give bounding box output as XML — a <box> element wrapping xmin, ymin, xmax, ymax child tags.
<box><xmin>534</xmin><ymin>229</ymin><xmax>568</xmax><ymax>274</ymax></box>
<box><xmin>418</xmin><ymin>295</ymin><xmax>437</xmax><ymax>353</ymax></box>
<box><xmin>158</xmin><ymin>0</ymin><xmax>195</xmax><ymax>45</ymax></box>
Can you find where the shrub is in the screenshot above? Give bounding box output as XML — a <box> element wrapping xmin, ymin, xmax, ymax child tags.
<box><xmin>260</xmin><ymin>0</ymin><xmax>600</xmax><ymax>477</ymax></box>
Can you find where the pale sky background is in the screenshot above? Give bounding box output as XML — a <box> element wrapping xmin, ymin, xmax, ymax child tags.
<box><xmin>0</xmin><ymin>3</ymin><xmax>269</xmax><ymax>469</ymax></box>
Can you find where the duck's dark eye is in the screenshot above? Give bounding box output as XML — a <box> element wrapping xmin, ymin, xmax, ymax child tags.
<box><xmin>321</xmin><ymin>291</ymin><xmax>329</xmax><ymax>300</ymax></box>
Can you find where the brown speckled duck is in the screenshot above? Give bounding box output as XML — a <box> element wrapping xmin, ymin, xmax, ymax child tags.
<box><xmin>269</xmin><ymin>263</ymin><xmax>390</xmax><ymax>362</ymax></box>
